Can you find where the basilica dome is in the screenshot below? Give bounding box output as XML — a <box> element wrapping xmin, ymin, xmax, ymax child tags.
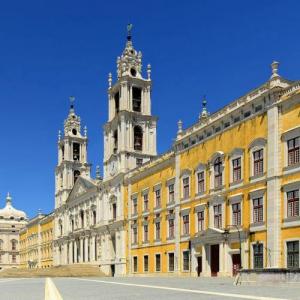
<box><xmin>0</xmin><ymin>193</ymin><xmax>27</xmax><ymax>221</ymax></box>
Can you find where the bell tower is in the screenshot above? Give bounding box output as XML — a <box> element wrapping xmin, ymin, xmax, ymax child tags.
<box><xmin>55</xmin><ymin>97</ymin><xmax>91</xmax><ymax>208</ymax></box>
<box><xmin>103</xmin><ymin>25</ymin><xmax>157</xmax><ymax>180</ymax></box>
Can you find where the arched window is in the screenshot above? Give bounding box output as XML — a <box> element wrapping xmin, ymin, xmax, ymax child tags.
<box><xmin>59</xmin><ymin>220</ymin><xmax>63</xmax><ymax>236</ymax></box>
<box><xmin>214</xmin><ymin>157</ymin><xmax>223</xmax><ymax>188</ymax></box>
<box><xmin>80</xmin><ymin>210</ymin><xmax>84</xmax><ymax>228</ymax></box>
<box><xmin>113</xmin><ymin>130</ymin><xmax>118</xmax><ymax>153</ymax></box>
<box><xmin>11</xmin><ymin>240</ymin><xmax>17</xmax><ymax>251</ymax></box>
<box><xmin>71</xmin><ymin>219</ymin><xmax>74</xmax><ymax>231</ymax></box>
<box><xmin>93</xmin><ymin>211</ymin><xmax>96</xmax><ymax>225</ymax></box>
<box><xmin>74</xmin><ymin>170</ymin><xmax>80</xmax><ymax>184</ymax></box>
<box><xmin>73</xmin><ymin>142</ymin><xmax>80</xmax><ymax>161</ymax></box>
<box><xmin>134</xmin><ymin>126</ymin><xmax>143</xmax><ymax>151</ymax></box>
<box><xmin>114</xmin><ymin>91</ymin><xmax>120</xmax><ymax>114</ymax></box>
<box><xmin>132</xmin><ymin>87</ymin><xmax>142</xmax><ymax>112</ymax></box>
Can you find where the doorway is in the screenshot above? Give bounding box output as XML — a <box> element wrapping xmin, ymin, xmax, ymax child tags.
<box><xmin>232</xmin><ymin>254</ymin><xmax>241</xmax><ymax>276</ymax></box>
<box><xmin>197</xmin><ymin>256</ymin><xmax>202</xmax><ymax>276</ymax></box>
<box><xmin>111</xmin><ymin>264</ymin><xmax>115</xmax><ymax>277</ymax></box>
<box><xmin>210</xmin><ymin>244</ymin><xmax>219</xmax><ymax>277</ymax></box>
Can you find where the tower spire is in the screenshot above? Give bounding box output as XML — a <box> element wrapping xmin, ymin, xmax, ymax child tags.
<box><xmin>6</xmin><ymin>192</ymin><xmax>12</xmax><ymax>204</ymax></box>
<box><xmin>69</xmin><ymin>96</ymin><xmax>75</xmax><ymax>112</ymax></box>
<box><xmin>127</xmin><ymin>23</ymin><xmax>133</xmax><ymax>42</ymax></box>
<box><xmin>199</xmin><ymin>95</ymin><xmax>209</xmax><ymax>121</ymax></box>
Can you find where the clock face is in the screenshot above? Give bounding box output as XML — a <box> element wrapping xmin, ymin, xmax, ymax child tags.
<box><xmin>110</xmin><ymin>160</ymin><xmax>118</xmax><ymax>176</ymax></box>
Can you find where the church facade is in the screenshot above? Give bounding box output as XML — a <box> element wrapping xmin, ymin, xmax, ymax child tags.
<box><xmin>53</xmin><ymin>31</ymin><xmax>300</xmax><ymax>277</ymax></box>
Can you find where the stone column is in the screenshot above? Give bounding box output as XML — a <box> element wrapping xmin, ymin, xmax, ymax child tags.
<box><xmin>74</xmin><ymin>241</ymin><xmax>78</xmax><ymax>263</ymax></box>
<box><xmin>80</xmin><ymin>238</ymin><xmax>84</xmax><ymax>263</ymax></box>
<box><xmin>267</xmin><ymin>99</ymin><xmax>281</xmax><ymax>268</ymax></box>
<box><xmin>68</xmin><ymin>242</ymin><xmax>72</xmax><ymax>264</ymax></box>
<box><xmin>85</xmin><ymin>237</ymin><xmax>89</xmax><ymax>263</ymax></box>
<box><xmin>202</xmin><ymin>244</ymin><xmax>210</xmax><ymax>277</ymax></box>
<box><xmin>191</xmin><ymin>244</ymin><xmax>197</xmax><ymax>276</ymax></box>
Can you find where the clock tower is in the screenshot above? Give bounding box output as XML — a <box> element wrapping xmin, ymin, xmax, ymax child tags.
<box><xmin>103</xmin><ymin>26</ymin><xmax>157</xmax><ymax>180</ymax></box>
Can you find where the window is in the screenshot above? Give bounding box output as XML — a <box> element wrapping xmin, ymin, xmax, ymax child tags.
<box><xmin>73</xmin><ymin>143</ymin><xmax>80</xmax><ymax>161</ymax></box>
<box><xmin>253</xmin><ymin>149</ymin><xmax>263</xmax><ymax>176</ymax></box>
<box><xmin>12</xmin><ymin>254</ymin><xmax>16</xmax><ymax>263</ymax></box>
<box><xmin>253</xmin><ymin>197</ymin><xmax>263</xmax><ymax>223</ymax></box>
<box><xmin>136</xmin><ymin>158</ymin><xmax>143</xmax><ymax>167</ymax></box>
<box><xmin>253</xmin><ymin>243</ymin><xmax>263</xmax><ymax>269</ymax></box>
<box><xmin>11</xmin><ymin>240</ymin><xmax>17</xmax><ymax>251</ymax></box>
<box><xmin>132</xmin><ymin>87</ymin><xmax>142</xmax><ymax>112</ymax></box>
<box><xmin>132</xmin><ymin>226</ymin><xmax>138</xmax><ymax>244</ymax></box>
<box><xmin>288</xmin><ymin>137</ymin><xmax>300</xmax><ymax>165</ymax></box>
<box><xmin>113</xmin><ymin>130</ymin><xmax>118</xmax><ymax>153</ymax></box>
<box><xmin>168</xmin><ymin>184</ymin><xmax>175</xmax><ymax>203</ymax></box>
<box><xmin>112</xmin><ymin>203</ymin><xmax>117</xmax><ymax>220</ymax></box>
<box><xmin>155</xmin><ymin>222</ymin><xmax>161</xmax><ymax>240</ymax></box>
<box><xmin>132</xmin><ymin>198</ymin><xmax>138</xmax><ymax>215</ymax></box>
<box><xmin>183</xmin><ymin>177</ymin><xmax>190</xmax><ymax>199</ymax></box>
<box><xmin>155</xmin><ymin>189</ymin><xmax>161</xmax><ymax>208</ymax></box>
<box><xmin>168</xmin><ymin>218</ymin><xmax>175</xmax><ymax>239</ymax></box>
<box><xmin>232</xmin><ymin>157</ymin><xmax>241</xmax><ymax>182</ymax></box>
<box><xmin>143</xmin><ymin>194</ymin><xmax>149</xmax><ymax>211</ymax></box>
<box><xmin>133</xmin><ymin>126</ymin><xmax>143</xmax><ymax>151</ymax></box>
<box><xmin>183</xmin><ymin>251</ymin><xmax>190</xmax><ymax>271</ymax></box>
<box><xmin>287</xmin><ymin>190</ymin><xmax>299</xmax><ymax>217</ymax></box>
<box><xmin>182</xmin><ymin>214</ymin><xmax>189</xmax><ymax>235</ymax></box>
<box><xmin>197</xmin><ymin>171</ymin><xmax>205</xmax><ymax>193</ymax></box>
<box><xmin>74</xmin><ymin>170</ymin><xmax>80</xmax><ymax>184</ymax></box>
<box><xmin>133</xmin><ymin>256</ymin><xmax>138</xmax><ymax>272</ymax></box>
<box><xmin>232</xmin><ymin>203</ymin><xmax>241</xmax><ymax>226</ymax></box>
<box><xmin>144</xmin><ymin>255</ymin><xmax>149</xmax><ymax>272</ymax></box>
<box><xmin>168</xmin><ymin>253</ymin><xmax>175</xmax><ymax>272</ymax></box>
<box><xmin>143</xmin><ymin>224</ymin><xmax>148</xmax><ymax>242</ymax></box>
<box><xmin>93</xmin><ymin>211</ymin><xmax>96</xmax><ymax>225</ymax></box>
<box><xmin>214</xmin><ymin>204</ymin><xmax>222</xmax><ymax>229</ymax></box>
<box><xmin>80</xmin><ymin>210</ymin><xmax>84</xmax><ymax>228</ymax></box>
<box><xmin>287</xmin><ymin>241</ymin><xmax>299</xmax><ymax>269</ymax></box>
<box><xmin>155</xmin><ymin>254</ymin><xmax>161</xmax><ymax>272</ymax></box>
<box><xmin>197</xmin><ymin>211</ymin><xmax>204</xmax><ymax>232</ymax></box>
<box><xmin>214</xmin><ymin>157</ymin><xmax>222</xmax><ymax>188</ymax></box>
<box><xmin>114</xmin><ymin>91</ymin><xmax>120</xmax><ymax>114</ymax></box>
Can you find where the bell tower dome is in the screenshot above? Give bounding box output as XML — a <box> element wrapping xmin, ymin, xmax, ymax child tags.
<box><xmin>103</xmin><ymin>25</ymin><xmax>157</xmax><ymax>180</ymax></box>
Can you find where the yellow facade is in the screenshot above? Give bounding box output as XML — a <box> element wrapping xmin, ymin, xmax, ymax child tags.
<box><xmin>124</xmin><ymin>75</ymin><xmax>300</xmax><ymax>277</ymax></box>
<box><xmin>19</xmin><ymin>213</ymin><xmax>54</xmax><ymax>269</ymax></box>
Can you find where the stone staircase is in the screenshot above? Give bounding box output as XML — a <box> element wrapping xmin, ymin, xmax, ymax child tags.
<box><xmin>0</xmin><ymin>264</ymin><xmax>106</xmax><ymax>278</ymax></box>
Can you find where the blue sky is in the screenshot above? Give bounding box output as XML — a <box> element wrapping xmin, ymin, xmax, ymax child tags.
<box><xmin>0</xmin><ymin>1</ymin><xmax>299</xmax><ymax>217</ymax></box>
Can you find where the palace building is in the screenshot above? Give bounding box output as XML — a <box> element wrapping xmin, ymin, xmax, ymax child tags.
<box><xmin>50</xmin><ymin>29</ymin><xmax>300</xmax><ymax>277</ymax></box>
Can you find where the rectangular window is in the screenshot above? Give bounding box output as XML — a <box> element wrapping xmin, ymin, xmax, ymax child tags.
<box><xmin>144</xmin><ymin>255</ymin><xmax>149</xmax><ymax>272</ymax></box>
<box><xmin>155</xmin><ymin>254</ymin><xmax>161</xmax><ymax>272</ymax></box>
<box><xmin>197</xmin><ymin>211</ymin><xmax>204</xmax><ymax>232</ymax></box>
<box><xmin>253</xmin><ymin>149</ymin><xmax>264</xmax><ymax>176</ymax></box>
<box><xmin>133</xmin><ymin>256</ymin><xmax>138</xmax><ymax>273</ymax></box>
<box><xmin>232</xmin><ymin>157</ymin><xmax>241</xmax><ymax>182</ymax></box>
<box><xmin>183</xmin><ymin>177</ymin><xmax>190</xmax><ymax>199</ymax></box>
<box><xmin>132</xmin><ymin>87</ymin><xmax>142</xmax><ymax>112</ymax></box>
<box><xmin>214</xmin><ymin>159</ymin><xmax>222</xmax><ymax>188</ymax></box>
<box><xmin>73</xmin><ymin>143</ymin><xmax>80</xmax><ymax>161</ymax></box>
<box><xmin>197</xmin><ymin>171</ymin><xmax>205</xmax><ymax>193</ymax></box>
<box><xmin>132</xmin><ymin>226</ymin><xmax>138</xmax><ymax>244</ymax></box>
<box><xmin>12</xmin><ymin>254</ymin><xmax>16</xmax><ymax>263</ymax></box>
<box><xmin>143</xmin><ymin>224</ymin><xmax>148</xmax><ymax>242</ymax></box>
<box><xmin>136</xmin><ymin>158</ymin><xmax>143</xmax><ymax>167</ymax></box>
<box><xmin>253</xmin><ymin>243</ymin><xmax>263</xmax><ymax>269</ymax></box>
<box><xmin>143</xmin><ymin>194</ymin><xmax>149</xmax><ymax>211</ymax></box>
<box><xmin>168</xmin><ymin>184</ymin><xmax>175</xmax><ymax>203</ymax></box>
<box><xmin>132</xmin><ymin>198</ymin><xmax>138</xmax><ymax>215</ymax></box>
<box><xmin>182</xmin><ymin>214</ymin><xmax>189</xmax><ymax>235</ymax></box>
<box><xmin>168</xmin><ymin>218</ymin><xmax>174</xmax><ymax>238</ymax></box>
<box><xmin>112</xmin><ymin>203</ymin><xmax>117</xmax><ymax>220</ymax></box>
<box><xmin>232</xmin><ymin>203</ymin><xmax>241</xmax><ymax>226</ymax></box>
<box><xmin>287</xmin><ymin>241</ymin><xmax>299</xmax><ymax>269</ymax></box>
<box><xmin>253</xmin><ymin>197</ymin><xmax>263</xmax><ymax>223</ymax></box>
<box><xmin>214</xmin><ymin>204</ymin><xmax>222</xmax><ymax>229</ymax></box>
<box><xmin>287</xmin><ymin>190</ymin><xmax>299</xmax><ymax>217</ymax></box>
<box><xmin>183</xmin><ymin>251</ymin><xmax>190</xmax><ymax>271</ymax></box>
<box><xmin>168</xmin><ymin>253</ymin><xmax>175</xmax><ymax>272</ymax></box>
<box><xmin>155</xmin><ymin>189</ymin><xmax>161</xmax><ymax>208</ymax></box>
<box><xmin>288</xmin><ymin>137</ymin><xmax>300</xmax><ymax>166</ymax></box>
<box><xmin>155</xmin><ymin>222</ymin><xmax>161</xmax><ymax>240</ymax></box>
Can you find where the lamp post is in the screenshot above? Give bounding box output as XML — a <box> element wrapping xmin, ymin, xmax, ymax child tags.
<box><xmin>223</xmin><ymin>224</ymin><xmax>243</xmax><ymax>270</ymax></box>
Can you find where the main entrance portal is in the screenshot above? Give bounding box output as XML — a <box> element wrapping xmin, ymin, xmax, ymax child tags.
<box><xmin>210</xmin><ymin>244</ymin><xmax>219</xmax><ymax>276</ymax></box>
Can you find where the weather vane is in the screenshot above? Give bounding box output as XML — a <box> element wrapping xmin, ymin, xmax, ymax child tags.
<box><xmin>127</xmin><ymin>23</ymin><xmax>133</xmax><ymax>41</ymax></box>
<box><xmin>69</xmin><ymin>96</ymin><xmax>75</xmax><ymax>108</ymax></box>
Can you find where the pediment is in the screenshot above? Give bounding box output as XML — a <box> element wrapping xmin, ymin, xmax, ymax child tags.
<box><xmin>67</xmin><ymin>176</ymin><xmax>96</xmax><ymax>202</ymax></box>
